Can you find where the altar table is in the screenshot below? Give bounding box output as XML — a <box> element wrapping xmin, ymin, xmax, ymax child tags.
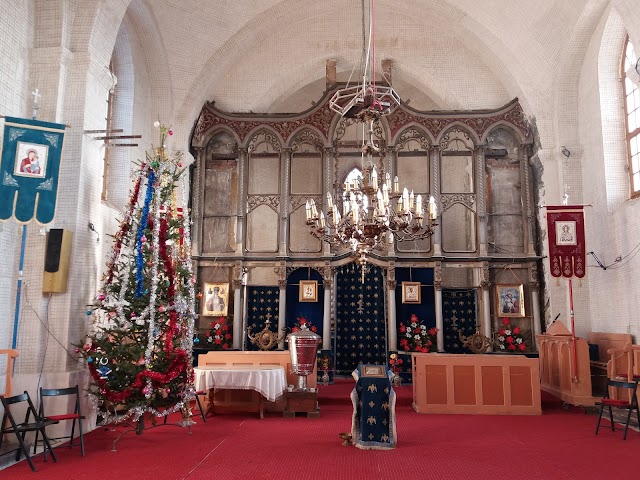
<box><xmin>193</xmin><ymin>365</ymin><xmax>287</xmax><ymax>418</ymax></box>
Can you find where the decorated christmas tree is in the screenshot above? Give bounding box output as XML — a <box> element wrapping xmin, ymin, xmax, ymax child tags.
<box><xmin>77</xmin><ymin>123</ymin><xmax>196</xmax><ymax>428</ymax></box>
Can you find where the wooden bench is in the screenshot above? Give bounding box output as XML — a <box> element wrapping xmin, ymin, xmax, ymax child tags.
<box><xmin>196</xmin><ymin>351</ymin><xmax>317</xmax><ymax>415</ymax></box>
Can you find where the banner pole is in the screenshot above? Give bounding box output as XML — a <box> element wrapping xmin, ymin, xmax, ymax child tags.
<box><xmin>11</xmin><ymin>225</ymin><xmax>27</xmax><ymax>349</ymax></box>
<box><xmin>568</xmin><ymin>278</ymin><xmax>578</xmax><ymax>382</ymax></box>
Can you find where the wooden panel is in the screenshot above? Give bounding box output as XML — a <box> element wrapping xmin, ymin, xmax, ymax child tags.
<box><xmin>412</xmin><ymin>353</ymin><xmax>541</xmax><ymax>415</ymax></box>
<box><xmin>424</xmin><ymin>365</ymin><xmax>447</xmax><ymax>405</ymax></box>
<box><xmin>537</xmin><ymin>330</ymin><xmax>595</xmax><ymax>406</ymax></box>
<box><xmin>510</xmin><ymin>366</ymin><xmax>533</xmax><ymax>406</ymax></box>
<box><xmin>481</xmin><ymin>366</ymin><xmax>504</xmax><ymax>406</ymax></box>
<box><xmin>453</xmin><ymin>365</ymin><xmax>476</xmax><ymax>405</ymax></box>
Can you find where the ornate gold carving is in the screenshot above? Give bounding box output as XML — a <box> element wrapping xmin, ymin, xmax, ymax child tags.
<box><xmin>247</xmin><ymin>316</ymin><xmax>285</xmax><ymax>351</ymax></box>
<box><xmin>458</xmin><ymin>328</ymin><xmax>493</xmax><ymax>354</ymax></box>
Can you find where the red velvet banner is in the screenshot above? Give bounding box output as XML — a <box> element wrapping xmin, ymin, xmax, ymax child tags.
<box><xmin>546</xmin><ymin>206</ymin><xmax>586</xmax><ymax>278</ymax></box>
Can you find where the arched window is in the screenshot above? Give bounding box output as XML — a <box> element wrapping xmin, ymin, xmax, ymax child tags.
<box><xmin>622</xmin><ymin>36</ymin><xmax>640</xmax><ymax>195</ymax></box>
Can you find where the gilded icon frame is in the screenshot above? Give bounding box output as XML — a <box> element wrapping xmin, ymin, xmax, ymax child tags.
<box><xmin>299</xmin><ymin>280</ymin><xmax>318</xmax><ymax>302</ymax></box>
<box><xmin>495</xmin><ymin>284</ymin><xmax>525</xmax><ymax>317</ymax></box>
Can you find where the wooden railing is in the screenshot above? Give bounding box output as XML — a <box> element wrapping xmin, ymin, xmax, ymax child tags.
<box><xmin>0</xmin><ymin>349</ymin><xmax>19</xmax><ymax>398</ymax></box>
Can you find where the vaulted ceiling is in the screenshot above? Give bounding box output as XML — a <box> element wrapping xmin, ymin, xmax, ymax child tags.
<box><xmin>118</xmin><ymin>0</ymin><xmax>640</xmax><ymax>142</ymax></box>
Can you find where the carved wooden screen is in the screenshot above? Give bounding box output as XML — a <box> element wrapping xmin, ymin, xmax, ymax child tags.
<box><xmin>485</xmin><ymin>127</ymin><xmax>524</xmax><ymax>254</ymax></box>
<box><xmin>395</xmin><ymin>128</ymin><xmax>431</xmax><ymax>253</ymax></box>
<box><xmin>290</xmin><ymin>130</ymin><xmax>323</xmax><ymax>253</ymax></box>
<box><xmin>440</xmin><ymin>128</ymin><xmax>477</xmax><ymax>253</ymax></box>
<box><xmin>202</xmin><ymin>130</ymin><xmax>239</xmax><ymax>253</ymax></box>
<box><xmin>246</xmin><ymin>131</ymin><xmax>281</xmax><ymax>253</ymax></box>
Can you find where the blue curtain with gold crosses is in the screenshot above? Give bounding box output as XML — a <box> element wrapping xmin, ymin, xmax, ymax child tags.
<box><xmin>442</xmin><ymin>288</ymin><xmax>477</xmax><ymax>353</ymax></box>
<box><xmin>246</xmin><ymin>286</ymin><xmax>280</xmax><ymax>351</ymax></box>
<box><xmin>335</xmin><ymin>264</ymin><xmax>386</xmax><ymax>375</ymax></box>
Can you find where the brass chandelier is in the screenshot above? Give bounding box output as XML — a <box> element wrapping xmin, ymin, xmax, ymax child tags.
<box><xmin>305</xmin><ymin>0</ymin><xmax>437</xmax><ymax>265</ymax></box>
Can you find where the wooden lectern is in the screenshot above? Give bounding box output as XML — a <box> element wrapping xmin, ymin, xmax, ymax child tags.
<box><xmin>537</xmin><ymin>321</ymin><xmax>596</xmax><ymax>406</ymax></box>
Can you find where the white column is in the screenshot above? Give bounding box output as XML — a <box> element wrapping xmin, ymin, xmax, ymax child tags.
<box><xmin>531</xmin><ymin>287</ymin><xmax>542</xmax><ymax>350</ymax></box>
<box><xmin>321</xmin><ymin>267</ymin><xmax>333</xmax><ymax>350</ymax></box>
<box><xmin>476</xmin><ymin>145</ymin><xmax>488</xmax><ymax>256</ymax></box>
<box><xmin>431</xmin><ymin>146</ymin><xmax>442</xmax><ymax>256</ymax></box>
<box><xmin>482</xmin><ymin>288</ymin><xmax>492</xmax><ymax>350</ymax></box>
<box><xmin>435</xmin><ymin>287</ymin><xmax>444</xmax><ymax>352</ymax></box>
<box><xmin>281</xmin><ymin>148</ymin><xmax>291</xmax><ymax>256</ymax></box>
<box><xmin>322</xmin><ymin>147</ymin><xmax>334</xmax><ymax>257</ymax></box>
<box><xmin>232</xmin><ymin>279</ymin><xmax>242</xmax><ymax>350</ymax></box>
<box><xmin>278</xmin><ymin>282</ymin><xmax>287</xmax><ymax>350</ymax></box>
<box><xmin>322</xmin><ymin>284</ymin><xmax>332</xmax><ymax>350</ymax></box>
<box><xmin>387</xmin><ymin>281</ymin><xmax>397</xmax><ymax>351</ymax></box>
<box><xmin>237</xmin><ymin>147</ymin><xmax>248</xmax><ymax>254</ymax></box>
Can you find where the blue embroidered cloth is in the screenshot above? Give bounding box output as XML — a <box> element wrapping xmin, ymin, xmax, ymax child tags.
<box><xmin>0</xmin><ymin>117</ymin><xmax>66</xmax><ymax>224</ymax></box>
<box><xmin>351</xmin><ymin>364</ymin><xmax>396</xmax><ymax>450</ymax></box>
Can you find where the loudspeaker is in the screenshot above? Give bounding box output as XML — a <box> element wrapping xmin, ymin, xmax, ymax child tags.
<box><xmin>42</xmin><ymin>229</ymin><xmax>73</xmax><ymax>293</ymax></box>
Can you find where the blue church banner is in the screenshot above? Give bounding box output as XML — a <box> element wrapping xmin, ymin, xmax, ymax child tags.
<box><xmin>335</xmin><ymin>264</ymin><xmax>385</xmax><ymax>375</ymax></box>
<box><xmin>0</xmin><ymin>116</ymin><xmax>66</xmax><ymax>224</ymax></box>
<box><xmin>442</xmin><ymin>288</ymin><xmax>477</xmax><ymax>353</ymax></box>
<box><xmin>245</xmin><ymin>286</ymin><xmax>280</xmax><ymax>351</ymax></box>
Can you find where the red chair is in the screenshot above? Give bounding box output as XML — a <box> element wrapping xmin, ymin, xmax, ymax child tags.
<box><xmin>595</xmin><ymin>379</ymin><xmax>640</xmax><ymax>440</ymax></box>
<box><xmin>0</xmin><ymin>391</ymin><xmax>59</xmax><ymax>472</ymax></box>
<box><xmin>34</xmin><ymin>385</ymin><xmax>85</xmax><ymax>457</ymax></box>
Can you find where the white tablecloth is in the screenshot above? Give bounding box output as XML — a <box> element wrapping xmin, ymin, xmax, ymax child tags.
<box><xmin>193</xmin><ymin>365</ymin><xmax>287</xmax><ymax>402</ymax></box>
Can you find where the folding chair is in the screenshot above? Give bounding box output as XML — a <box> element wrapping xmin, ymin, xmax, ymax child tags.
<box><xmin>34</xmin><ymin>386</ymin><xmax>85</xmax><ymax>458</ymax></box>
<box><xmin>0</xmin><ymin>391</ymin><xmax>59</xmax><ymax>472</ymax></box>
<box><xmin>595</xmin><ymin>379</ymin><xmax>640</xmax><ymax>440</ymax></box>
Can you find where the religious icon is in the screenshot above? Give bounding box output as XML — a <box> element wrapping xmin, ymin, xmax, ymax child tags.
<box><xmin>203</xmin><ymin>282</ymin><xmax>229</xmax><ymax>316</ymax></box>
<box><xmin>402</xmin><ymin>282</ymin><xmax>421</xmax><ymax>304</ymax></box>
<box><xmin>14</xmin><ymin>141</ymin><xmax>48</xmax><ymax>178</ymax></box>
<box><xmin>299</xmin><ymin>280</ymin><xmax>318</xmax><ymax>302</ymax></box>
<box><xmin>555</xmin><ymin>221</ymin><xmax>577</xmax><ymax>246</ymax></box>
<box><xmin>495</xmin><ymin>284</ymin><xmax>525</xmax><ymax>317</ymax></box>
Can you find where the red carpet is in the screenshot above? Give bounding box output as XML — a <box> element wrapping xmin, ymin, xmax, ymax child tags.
<box><xmin>3</xmin><ymin>381</ymin><xmax>638</xmax><ymax>480</ymax></box>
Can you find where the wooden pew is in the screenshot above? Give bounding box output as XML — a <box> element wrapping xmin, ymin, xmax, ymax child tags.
<box><xmin>587</xmin><ymin>332</ymin><xmax>632</xmax><ymax>399</ymax></box>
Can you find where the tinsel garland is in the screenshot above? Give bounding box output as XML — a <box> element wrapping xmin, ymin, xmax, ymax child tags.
<box><xmin>106</xmin><ymin>173</ymin><xmax>143</xmax><ymax>284</ymax></box>
<box><xmin>179</xmin><ymin>175</ymin><xmax>197</xmax><ymax>386</ymax></box>
<box><xmin>135</xmin><ymin>170</ymin><xmax>155</xmax><ymax>297</ymax></box>
<box><xmin>88</xmin><ymin>349</ymin><xmax>188</xmax><ymax>403</ymax></box>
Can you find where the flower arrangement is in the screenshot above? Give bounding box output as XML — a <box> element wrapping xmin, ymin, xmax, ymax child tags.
<box><xmin>205</xmin><ymin>316</ymin><xmax>232</xmax><ymax>350</ymax></box>
<box><xmin>496</xmin><ymin>317</ymin><xmax>527</xmax><ymax>352</ymax></box>
<box><xmin>291</xmin><ymin>316</ymin><xmax>317</xmax><ymax>333</ymax></box>
<box><xmin>388</xmin><ymin>353</ymin><xmax>404</xmax><ymax>375</ymax></box>
<box><xmin>399</xmin><ymin>314</ymin><xmax>437</xmax><ymax>352</ymax></box>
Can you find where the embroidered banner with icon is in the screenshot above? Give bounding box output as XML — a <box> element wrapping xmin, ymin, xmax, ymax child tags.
<box><xmin>0</xmin><ymin>116</ymin><xmax>66</xmax><ymax>224</ymax></box>
<box><xmin>546</xmin><ymin>205</ymin><xmax>586</xmax><ymax>278</ymax></box>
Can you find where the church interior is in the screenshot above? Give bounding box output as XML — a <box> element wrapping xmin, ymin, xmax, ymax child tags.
<box><xmin>2</xmin><ymin>0</ymin><xmax>640</xmax><ymax>478</ymax></box>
